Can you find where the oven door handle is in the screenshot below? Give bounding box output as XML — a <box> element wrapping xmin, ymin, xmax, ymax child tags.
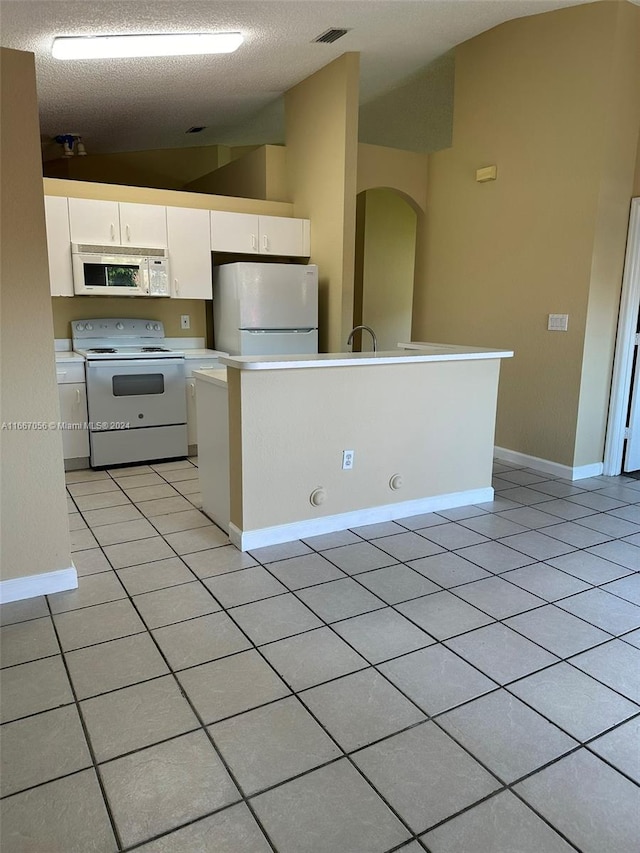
<box><xmin>86</xmin><ymin>359</ymin><xmax>185</xmax><ymax>370</ymax></box>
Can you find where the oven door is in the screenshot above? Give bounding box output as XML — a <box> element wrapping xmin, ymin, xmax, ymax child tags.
<box><xmin>86</xmin><ymin>358</ymin><xmax>186</xmax><ymax>430</ymax></box>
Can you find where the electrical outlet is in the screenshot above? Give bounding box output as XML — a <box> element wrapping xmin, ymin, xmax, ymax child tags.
<box><xmin>342</xmin><ymin>450</ymin><xmax>354</xmax><ymax>470</ymax></box>
<box><xmin>180</xmin><ymin>315</ymin><xmax>190</xmax><ymax>330</ymax></box>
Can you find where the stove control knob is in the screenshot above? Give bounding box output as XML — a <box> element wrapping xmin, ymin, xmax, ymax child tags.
<box><xmin>153</xmin><ymin>324</ymin><xmax>160</xmax><ymax>331</ymax></box>
<box><xmin>75</xmin><ymin>323</ymin><xmax>85</xmax><ymax>332</ymax></box>
<box><xmin>85</xmin><ymin>323</ymin><xmax>93</xmax><ymax>331</ymax></box>
<box><xmin>115</xmin><ymin>322</ymin><xmax>124</xmax><ymax>330</ymax></box>
<box><xmin>146</xmin><ymin>323</ymin><xmax>153</xmax><ymax>331</ymax></box>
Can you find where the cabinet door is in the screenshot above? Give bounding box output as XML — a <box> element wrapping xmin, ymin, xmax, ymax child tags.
<box><xmin>210</xmin><ymin>211</ymin><xmax>259</xmax><ymax>253</ymax></box>
<box><xmin>45</xmin><ymin>196</ymin><xmax>74</xmax><ymax>296</ymax></box>
<box><xmin>258</xmin><ymin>215</ymin><xmax>310</xmax><ymax>256</ymax></box>
<box><xmin>186</xmin><ymin>379</ymin><xmax>197</xmax><ymax>446</ymax></box>
<box><xmin>119</xmin><ymin>202</ymin><xmax>167</xmax><ymax>248</ymax></box>
<box><xmin>58</xmin><ymin>383</ymin><xmax>90</xmax><ymax>460</ymax></box>
<box><xmin>68</xmin><ymin>198</ymin><xmax>120</xmax><ymax>245</ymax></box>
<box><xmin>167</xmin><ymin>207</ymin><xmax>212</xmax><ymax>299</ymax></box>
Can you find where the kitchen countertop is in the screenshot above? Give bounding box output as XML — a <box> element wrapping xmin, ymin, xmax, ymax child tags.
<box><xmin>193</xmin><ymin>368</ymin><xmax>228</xmax><ymax>388</ymax></box>
<box><xmin>54</xmin><ymin>351</ymin><xmax>85</xmax><ymax>363</ymax></box>
<box><xmin>221</xmin><ymin>343</ymin><xmax>514</xmax><ymax>371</ymax></box>
<box><xmin>183</xmin><ymin>349</ymin><xmax>227</xmax><ymax>359</ymax></box>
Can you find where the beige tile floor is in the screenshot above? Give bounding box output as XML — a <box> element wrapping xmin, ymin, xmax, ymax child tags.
<box><xmin>1</xmin><ymin>457</ymin><xmax>640</xmax><ymax>852</ymax></box>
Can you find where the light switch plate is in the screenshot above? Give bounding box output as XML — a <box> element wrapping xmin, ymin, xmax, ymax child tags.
<box><xmin>548</xmin><ymin>313</ymin><xmax>569</xmax><ymax>331</ymax></box>
<box><xmin>180</xmin><ymin>315</ymin><xmax>191</xmax><ymax>330</ymax></box>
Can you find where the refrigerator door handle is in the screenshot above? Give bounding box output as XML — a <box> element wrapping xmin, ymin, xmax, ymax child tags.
<box><xmin>243</xmin><ymin>328</ymin><xmax>316</xmax><ymax>334</ymax></box>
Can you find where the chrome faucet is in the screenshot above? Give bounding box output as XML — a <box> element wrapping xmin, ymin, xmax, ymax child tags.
<box><xmin>347</xmin><ymin>325</ymin><xmax>378</xmax><ymax>353</ymax></box>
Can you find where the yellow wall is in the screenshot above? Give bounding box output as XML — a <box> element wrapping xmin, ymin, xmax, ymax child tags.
<box><xmin>1</xmin><ymin>48</ymin><xmax>72</xmax><ymax>584</ymax></box>
<box><xmin>52</xmin><ymin>298</ymin><xmax>207</xmax><ymax>341</ymax></box>
<box><xmin>228</xmin><ymin>358</ymin><xmax>500</xmax><ymax>533</ymax></box>
<box><xmin>357</xmin><ymin>143</ymin><xmax>428</xmax><ymax>211</ymax></box>
<box><xmin>416</xmin><ymin>1</ymin><xmax>640</xmax><ymax>468</ymax></box>
<box><xmin>360</xmin><ymin>189</ymin><xmax>417</xmax><ymax>351</ymax></box>
<box><xmin>285</xmin><ymin>53</ymin><xmax>360</xmax><ymax>351</ymax></box>
<box><xmin>43</xmin><ymin>177</ymin><xmax>294</xmax><ymax>216</ymax></box>
<box><xmin>574</xmin><ymin>0</ymin><xmax>640</xmax><ymax>466</ymax></box>
<box><xmin>43</xmin><ymin>144</ymin><xmax>229</xmax><ymax>190</ymax></box>
<box><xmin>185</xmin><ymin>145</ymin><xmax>288</xmax><ymax>201</ymax></box>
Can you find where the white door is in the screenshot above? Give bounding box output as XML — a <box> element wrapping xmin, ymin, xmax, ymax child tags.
<box><xmin>235</xmin><ymin>263</ymin><xmax>318</xmax><ymax>329</ymax></box>
<box><xmin>167</xmin><ymin>207</ymin><xmax>212</xmax><ymax>299</ymax></box>
<box><xmin>45</xmin><ymin>196</ymin><xmax>74</xmax><ymax>296</ymax></box>
<box><xmin>259</xmin><ymin>215</ymin><xmax>310</xmax><ymax>256</ymax></box>
<box><xmin>211</xmin><ymin>211</ymin><xmax>259</xmax><ymax>253</ymax></box>
<box><xmin>68</xmin><ymin>198</ymin><xmax>120</xmax><ymax>244</ymax></box>
<box><xmin>624</xmin><ymin>331</ymin><xmax>640</xmax><ymax>471</ymax></box>
<box><xmin>119</xmin><ymin>202</ymin><xmax>167</xmax><ymax>248</ymax></box>
<box><xmin>604</xmin><ymin>198</ymin><xmax>640</xmax><ymax>475</ymax></box>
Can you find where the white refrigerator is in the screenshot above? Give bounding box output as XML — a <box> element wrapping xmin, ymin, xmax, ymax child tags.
<box><xmin>213</xmin><ymin>262</ymin><xmax>318</xmax><ymax>356</ymax></box>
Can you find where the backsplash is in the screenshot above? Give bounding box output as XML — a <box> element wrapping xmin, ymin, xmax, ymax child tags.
<box><xmin>51</xmin><ymin>297</ymin><xmax>207</xmax><ymax>340</ymax></box>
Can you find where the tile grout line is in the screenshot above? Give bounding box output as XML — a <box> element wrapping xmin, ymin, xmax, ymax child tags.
<box><xmin>42</xmin><ymin>594</ymin><xmax>125</xmax><ymax>852</ymax></box>
<box><xmin>3</xmin><ymin>460</ymin><xmax>639</xmax><ymax>849</ymax></box>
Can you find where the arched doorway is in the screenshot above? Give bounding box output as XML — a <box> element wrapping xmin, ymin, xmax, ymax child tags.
<box><xmin>353</xmin><ymin>187</ymin><xmax>419</xmax><ymax>351</ymax></box>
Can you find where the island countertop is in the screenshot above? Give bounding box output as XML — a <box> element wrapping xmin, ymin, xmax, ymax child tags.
<box><xmin>220</xmin><ymin>342</ymin><xmax>513</xmax><ymax>371</ymax></box>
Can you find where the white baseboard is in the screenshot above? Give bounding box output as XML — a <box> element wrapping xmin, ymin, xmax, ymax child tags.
<box><xmin>0</xmin><ymin>566</ymin><xmax>78</xmax><ymax>604</ymax></box>
<box><xmin>228</xmin><ymin>487</ymin><xmax>494</xmax><ymax>551</ymax></box>
<box><xmin>494</xmin><ymin>447</ymin><xmax>604</xmax><ymax>481</ymax></box>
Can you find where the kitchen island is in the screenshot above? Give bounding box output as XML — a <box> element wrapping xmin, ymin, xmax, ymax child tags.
<box><xmin>194</xmin><ymin>343</ymin><xmax>513</xmax><ymax>551</ymax></box>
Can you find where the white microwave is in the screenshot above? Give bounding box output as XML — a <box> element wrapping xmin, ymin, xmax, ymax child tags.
<box><xmin>71</xmin><ymin>244</ymin><xmax>170</xmax><ymax>297</ymax></box>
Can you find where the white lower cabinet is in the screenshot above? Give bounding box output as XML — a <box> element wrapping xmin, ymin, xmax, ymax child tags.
<box><xmin>57</xmin><ymin>379</ymin><xmax>90</xmax><ymax>466</ymax></box>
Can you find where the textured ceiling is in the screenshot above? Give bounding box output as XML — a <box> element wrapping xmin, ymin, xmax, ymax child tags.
<box><xmin>0</xmin><ymin>0</ymin><xmax>597</xmax><ymax>154</ymax></box>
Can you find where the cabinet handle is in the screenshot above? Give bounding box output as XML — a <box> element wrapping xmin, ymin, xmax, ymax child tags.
<box><xmin>174</xmin><ymin>278</ymin><xmax>179</xmax><ymax>296</ymax></box>
<box><xmin>126</xmin><ymin>224</ymin><xmax>130</xmax><ymax>242</ymax></box>
<box><xmin>56</xmin><ymin>371</ymin><xmax>66</xmax><ymax>380</ymax></box>
<box><xmin>75</xmin><ymin>389</ymin><xmax>81</xmax><ymax>406</ymax></box>
<box><xmin>190</xmin><ymin>382</ymin><xmax>195</xmax><ymax>397</ymax></box>
<box><xmin>110</xmin><ymin>223</ymin><xmax>116</xmax><ymax>241</ymax></box>
<box><xmin>262</xmin><ymin>234</ymin><xmax>268</xmax><ymax>251</ymax></box>
<box><xmin>251</xmin><ymin>234</ymin><xmax>257</xmax><ymax>251</ymax></box>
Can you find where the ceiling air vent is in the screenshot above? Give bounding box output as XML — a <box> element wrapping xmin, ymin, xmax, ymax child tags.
<box><xmin>186</xmin><ymin>126</ymin><xmax>207</xmax><ymax>134</ymax></box>
<box><xmin>313</xmin><ymin>28</ymin><xmax>350</xmax><ymax>44</ymax></box>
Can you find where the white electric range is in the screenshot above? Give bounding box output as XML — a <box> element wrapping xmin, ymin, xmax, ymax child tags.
<box><xmin>72</xmin><ymin>318</ymin><xmax>188</xmax><ymax>468</ymax></box>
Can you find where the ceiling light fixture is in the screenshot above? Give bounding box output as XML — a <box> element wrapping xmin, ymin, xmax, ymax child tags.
<box><xmin>51</xmin><ymin>32</ymin><xmax>244</xmax><ymax>60</ymax></box>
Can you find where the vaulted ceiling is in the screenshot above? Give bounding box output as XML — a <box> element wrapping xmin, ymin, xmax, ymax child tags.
<box><xmin>0</xmin><ymin>0</ymin><xmax>596</xmax><ymax>155</ymax></box>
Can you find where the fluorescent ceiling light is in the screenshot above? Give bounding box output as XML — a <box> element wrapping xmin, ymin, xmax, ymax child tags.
<box><xmin>51</xmin><ymin>32</ymin><xmax>244</xmax><ymax>60</ymax></box>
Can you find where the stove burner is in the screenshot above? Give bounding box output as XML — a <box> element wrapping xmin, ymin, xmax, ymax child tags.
<box><xmin>88</xmin><ymin>348</ymin><xmax>117</xmax><ymax>354</ymax></box>
<box><xmin>141</xmin><ymin>346</ymin><xmax>171</xmax><ymax>353</ymax></box>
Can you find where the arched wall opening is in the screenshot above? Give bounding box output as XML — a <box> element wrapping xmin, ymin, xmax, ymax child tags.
<box><xmin>353</xmin><ymin>187</ymin><xmax>421</xmax><ymax>351</ymax></box>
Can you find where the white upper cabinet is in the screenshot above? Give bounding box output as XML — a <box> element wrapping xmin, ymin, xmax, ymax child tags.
<box><xmin>258</xmin><ymin>215</ymin><xmax>310</xmax><ymax>256</ymax></box>
<box><xmin>210</xmin><ymin>211</ymin><xmax>259</xmax><ymax>254</ymax></box>
<box><xmin>68</xmin><ymin>198</ymin><xmax>167</xmax><ymax>247</ymax></box>
<box><xmin>68</xmin><ymin>198</ymin><xmax>120</xmax><ymax>245</ymax></box>
<box><xmin>119</xmin><ymin>202</ymin><xmax>167</xmax><ymax>248</ymax></box>
<box><xmin>45</xmin><ymin>196</ymin><xmax>74</xmax><ymax>296</ymax></box>
<box><xmin>166</xmin><ymin>206</ymin><xmax>212</xmax><ymax>300</ymax></box>
<box><xmin>210</xmin><ymin>211</ymin><xmax>310</xmax><ymax>257</ymax></box>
